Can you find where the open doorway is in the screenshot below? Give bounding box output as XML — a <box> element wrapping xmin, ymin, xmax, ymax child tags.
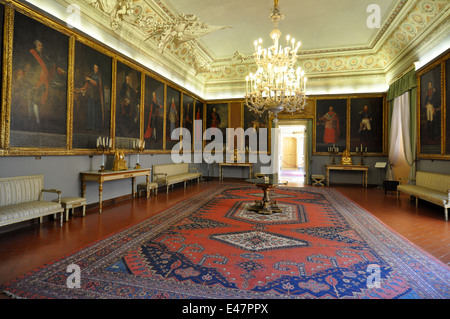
<box><xmin>276</xmin><ymin>122</ymin><xmax>307</xmax><ymax>186</ymax></box>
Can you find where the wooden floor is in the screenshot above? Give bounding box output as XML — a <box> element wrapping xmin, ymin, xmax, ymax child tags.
<box><xmin>1</xmin><ymin>179</ymin><xmax>449</xmax><ymax>298</ymax></box>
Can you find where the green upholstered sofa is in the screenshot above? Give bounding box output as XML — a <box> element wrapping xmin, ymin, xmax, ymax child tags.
<box><xmin>153</xmin><ymin>163</ymin><xmax>201</xmax><ymax>193</ymax></box>
<box><xmin>397</xmin><ymin>171</ymin><xmax>450</xmax><ymax>221</ymax></box>
<box><xmin>0</xmin><ymin>175</ymin><xmax>64</xmax><ymax>227</ymax></box>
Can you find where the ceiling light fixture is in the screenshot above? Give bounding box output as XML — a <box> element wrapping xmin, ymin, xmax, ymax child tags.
<box><xmin>245</xmin><ymin>0</ymin><xmax>307</xmax><ymax>122</ymax></box>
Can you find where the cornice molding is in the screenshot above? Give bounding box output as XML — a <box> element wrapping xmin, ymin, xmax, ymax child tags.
<box><xmin>36</xmin><ymin>0</ymin><xmax>450</xmax><ymax>100</ymax></box>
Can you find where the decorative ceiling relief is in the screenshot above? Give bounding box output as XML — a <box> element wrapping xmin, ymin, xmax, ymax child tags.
<box><xmin>51</xmin><ymin>0</ymin><xmax>449</xmax><ymax>98</ymax></box>
<box><xmin>83</xmin><ymin>0</ymin><xmax>229</xmax><ymax>73</ymax></box>
<box><xmin>202</xmin><ymin>0</ymin><xmax>448</xmax><ymax>85</ymax></box>
<box><xmin>144</xmin><ymin>13</ymin><xmax>229</xmax><ymax>53</ymax></box>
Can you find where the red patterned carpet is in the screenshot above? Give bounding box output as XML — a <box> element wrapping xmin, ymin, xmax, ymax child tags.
<box><xmin>2</xmin><ymin>184</ymin><xmax>449</xmax><ymax>299</ymax></box>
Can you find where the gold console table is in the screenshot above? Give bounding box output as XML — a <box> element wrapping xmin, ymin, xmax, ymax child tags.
<box><xmin>80</xmin><ymin>168</ymin><xmax>151</xmax><ymax>213</ymax></box>
<box><xmin>219</xmin><ymin>162</ymin><xmax>253</xmax><ymax>181</ymax></box>
<box><xmin>326</xmin><ymin>164</ymin><xmax>369</xmax><ymax>188</ymax></box>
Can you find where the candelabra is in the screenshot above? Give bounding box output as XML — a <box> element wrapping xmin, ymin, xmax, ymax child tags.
<box><xmin>133</xmin><ymin>139</ymin><xmax>145</xmax><ymax>169</ymax></box>
<box><xmin>356</xmin><ymin>146</ymin><xmax>367</xmax><ymax>165</ymax></box>
<box><xmin>328</xmin><ymin>146</ymin><xmax>339</xmax><ymax>164</ymax></box>
<box><xmin>97</xmin><ymin>136</ymin><xmax>112</xmax><ymax>172</ymax></box>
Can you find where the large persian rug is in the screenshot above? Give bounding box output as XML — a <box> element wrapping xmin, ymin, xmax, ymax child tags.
<box><xmin>2</xmin><ymin>184</ymin><xmax>450</xmax><ymax>299</ymax></box>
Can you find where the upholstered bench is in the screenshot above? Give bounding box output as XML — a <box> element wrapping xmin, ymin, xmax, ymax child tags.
<box><xmin>153</xmin><ymin>163</ymin><xmax>201</xmax><ymax>193</ymax></box>
<box><xmin>56</xmin><ymin>197</ymin><xmax>87</xmax><ymax>222</ymax></box>
<box><xmin>137</xmin><ymin>182</ymin><xmax>159</xmax><ymax>197</ymax></box>
<box><xmin>397</xmin><ymin>171</ymin><xmax>450</xmax><ymax>221</ymax></box>
<box><xmin>0</xmin><ymin>175</ymin><xmax>64</xmax><ymax>227</ymax></box>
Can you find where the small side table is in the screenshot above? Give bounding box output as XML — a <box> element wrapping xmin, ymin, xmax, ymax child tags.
<box><xmin>383</xmin><ymin>180</ymin><xmax>399</xmax><ymax>195</ymax></box>
<box><xmin>56</xmin><ymin>197</ymin><xmax>87</xmax><ymax>222</ymax></box>
<box><xmin>137</xmin><ymin>182</ymin><xmax>159</xmax><ymax>197</ymax></box>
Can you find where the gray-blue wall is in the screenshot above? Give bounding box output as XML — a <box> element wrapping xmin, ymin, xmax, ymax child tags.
<box><xmin>1</xmin><ymin>153</ymin><xmax>448</xmax><ymax>206</ymax></box>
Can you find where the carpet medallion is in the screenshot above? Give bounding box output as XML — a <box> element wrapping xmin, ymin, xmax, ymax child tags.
<box><xmin>2</xmin><ymin>184</ymin><xmax>450</xmax><ymax>299</ymax></box>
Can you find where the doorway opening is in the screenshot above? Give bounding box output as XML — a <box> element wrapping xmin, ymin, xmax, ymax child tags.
<box><xmin>277</xmin><ymin>123</ymin><xmax>307</xmax><ymax>186</ymax></box>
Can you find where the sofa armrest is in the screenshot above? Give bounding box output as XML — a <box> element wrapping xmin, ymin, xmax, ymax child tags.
<box><xmin>399</xmin><ymin>178</ymin><xmax>416</xmax><ymax>185</ymax></box>
<box><xmin>154</xmin><ymin>173</ymin><xmax>168</xmax><ymax>183</ymax></box>
<box><xmin>189</xmin><ymin>168</ymin><xmax>199</xmax><ymax>173</ymax></box>
<box><xmin>42</xmin><ymin>188</ymin><xmax>62</xmax><ymax>203</ymax></box>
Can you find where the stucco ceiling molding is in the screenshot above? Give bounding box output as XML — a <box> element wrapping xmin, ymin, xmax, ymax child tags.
<box><xmin>45</xmin><ymin>0</ymin><xmax>448</xmax><ymax>99</ymax></box>
<box><xmin>379</xmin><ymin>0</ymin><xmax>449</xmax><ymax>71</ymax></box>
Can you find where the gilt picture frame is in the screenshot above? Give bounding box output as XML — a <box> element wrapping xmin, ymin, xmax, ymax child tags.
<box><xmin>115</xmin><ymin>61</ymin><xmax>141</xmax><ymax>149</ymax></box>
<box><xmin>314</xmin><ymin>98</ymin><xmax>347</xmax><ymax>154</ymax></box>
<box><xmin>72</xmin><ymin>40</ymin><xmax>112</xmax><ymax>149</ymax></box>
<box><xmin>181</xmin><ymin>94</ymin><xmax>194</xmax><ymax>151</ymax></box>
<box><xmin>418</xmin><ymin>64</ymin><xmax>442</xmax><ymax>156</ymax></box>
<box><xmin>165</xmin><ymin>86</ymin><xmax>181</xmax><ymax>151</ymax></box>
<box><xmin>445</xmin><ymin>58</ymin><xmax>450</xmax><ymax>155</ymax></box>
<box><xmin>143</xmin><ymin>75</ymin><xmax>165</xmax><ymax>151</ymax></box>
<box><xmin>9</xmin><ymin>11</ymin><xmax>69</xmax><ymax>149</ymax></box>
<box><xmin>243</xmin><ymin>107</ymin><xmax>270</xmax><ymax>154</ymax></box>
<box><xmin>206</xmin><ymin>103</ymin><xmax>228</xmax><ymax>152</ymax></box>
<box><xmin>349</xmin><ymin>96</ymin><xmax>385</xmax><ymax>154</ymax></box>
<box><xmin>193</xmin><ymin>99</ymin><xmax>204</xmax><ymax>152</ymax></box>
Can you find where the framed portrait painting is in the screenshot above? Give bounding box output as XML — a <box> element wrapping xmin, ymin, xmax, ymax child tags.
<box><xmin>315</xmin><ymin>98</ymin><xmax>347</xmax><ymax>153</ymax></box>
<box><xmin>143</xmin><ymin>75</ymin><xmax>164</xmax><ymax>150</ymax></box>
<box><xmin>10</xmin><ymin>11</ymin><xmax>69</xmax><ymax>148</ymax></box>
<box><xmin>72</xmin><ymin>41</ymin><xmax>112</xmax><ymax>149</ymax></box>
<box><xmin>193</xmin><ymin>100</ymin><xmax>204</xmax><ymax>151</ymax></box>
<box><xmin>446</xmin><ymin>58</ymin><xmax>450</xmax><ymax>155</ymax></box>
<box><xmin>243</xmin><ymin>107</ymin><xmax>270</xmax><ymax>153</ymax></box>
<box><xmin>349</xmin><ymin>97</ymin><xmax>384</xmax><ymax>154</ymax></box>
<box><xmin>115</xmin><ymin>61</ymin><xmax>141</xmax><ymax>149</ymax></box>
<box><xmin>166</xmin><ymin>86</ymin><xmax>181</xmax><ymax>150</ymax></box>
<box><xmin>419</xmin><ymin>64</ymin><xmax>442</xmax><ymax>155</ymax></box>
<box><xmin>206</xmin><ymin>103</ymin><xmax>228</xmax><ymax>151</ymax></box>
<box><xmin>0</xmin><ymin>3</ymin><xmax>3</xmax><ymax>123</ymax></box>
<box><xmin>181</xmin><ymin>94</ymin><xmax>194</xmax><ymax>150</ymax></box>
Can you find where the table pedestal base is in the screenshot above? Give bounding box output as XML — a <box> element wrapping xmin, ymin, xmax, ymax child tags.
<box><xmin>247</xmin><ymin>185</ymin><xmax>282</xmax><ymax>215</ymax></box>
<box><xmin>248</xmin><ymin>200</ymin><xmax>282</xmax><ymax>215</ymax></box>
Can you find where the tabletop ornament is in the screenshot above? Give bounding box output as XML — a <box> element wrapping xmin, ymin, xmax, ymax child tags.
<box><xmin>133</xmin><ymin>139</ymin><xmax>145</xmax><ymax>169</ymax></box>
<box><xmin>340</xmin><ymin>149</ymin><xmax>353</xmax><ymax>165</ymax></box>
<box><xmin>96</xmin><ymin>136</ymin><xmax>112</xmax><ymax>172</ymax></box>
<box><xmin>356</xmin><ymin>144</ymin><xmax>367</xmax><ymax>165</ymax></box>
<box><xmin>328</xmin><ymin>144</ymin><xmax>339</xmax><ymax>164</ymax></box>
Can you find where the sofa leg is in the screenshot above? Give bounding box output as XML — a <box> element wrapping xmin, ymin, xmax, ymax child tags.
<box><xmin>445</xmin><ymin>208</ymin><xmax>448</xmax><ymax>221</ymax></box>
<box><xmin>415</xmin><ymin>197</ymin><xmax>418</xmax><ymax>207</ymax></box>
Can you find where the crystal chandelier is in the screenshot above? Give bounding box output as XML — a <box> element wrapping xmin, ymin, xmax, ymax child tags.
<box><xmin>245</xmin><ymin>0</ymin><xmax>307</xmax><ymax>122</ymax></box>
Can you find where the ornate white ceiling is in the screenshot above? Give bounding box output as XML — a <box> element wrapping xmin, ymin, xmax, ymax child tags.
<box><xmin>37</xmin><ymin>0</ymin><xmax>450</xmax><ymax>99</ymax></box>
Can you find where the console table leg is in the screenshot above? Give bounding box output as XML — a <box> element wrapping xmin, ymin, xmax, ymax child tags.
<box><xmin>326</xmin><ymin>170</ymin><xmax>330</xmax><ymax>186</ymax></box>
<box><xmin>146</xmin><ymin>175</ymin><xmax>150</xmax><ymax>199</ymax></box>
<box><xmin>81</xmin><ymin>180</ymin><xmax>86</xmax><ymax>198</ymax></box>
<box><xmin>98</xmin><ymin>182</ymin><xmax>103</xmax><ymax>214</ymax></box>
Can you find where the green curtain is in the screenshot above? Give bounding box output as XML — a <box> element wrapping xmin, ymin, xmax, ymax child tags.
<box><xmin>387</xmin><ymin>69</ymin><xmax>418</xmax><ymax>181</ymax></box>
<box><xmin>387</xmin><ymin>69</ymin><xmax>417</xmax><ymax>102</ymax></box>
